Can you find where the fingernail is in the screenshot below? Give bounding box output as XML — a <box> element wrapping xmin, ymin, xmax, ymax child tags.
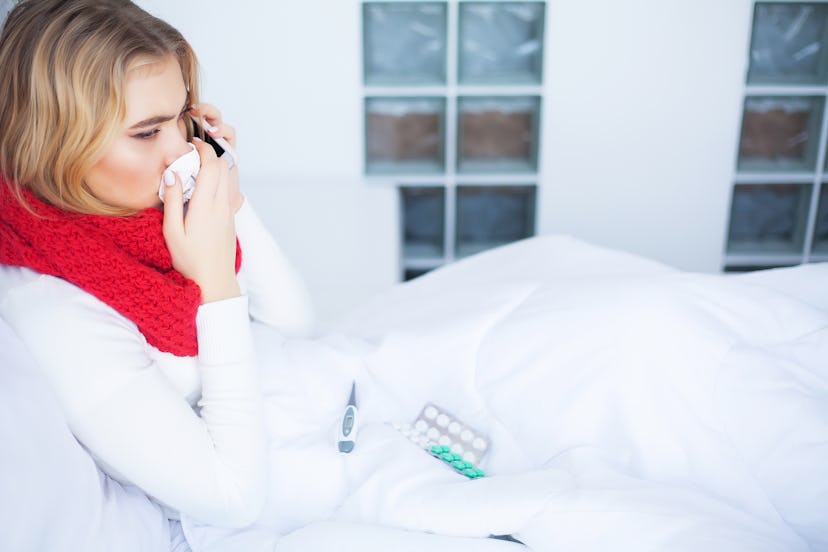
<box><xmin>192</xmin><ymin>137</ymin><xmax>202</xmax><ymax>142</ymax></box>
<box><xmin>201</xmin><ymin>118</ymin><xmax>218</xmax><ymax>133</ymax></box>
<box><xmin>163</xmin><ymin>170</ymin><xmax>175</xmax><ymax>187</ymax></box>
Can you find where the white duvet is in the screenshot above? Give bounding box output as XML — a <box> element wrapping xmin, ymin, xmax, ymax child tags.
<box><xmin>184</xmin><ymin>236</ymin><xmax>828</xmax><ymax>552</ymax></box>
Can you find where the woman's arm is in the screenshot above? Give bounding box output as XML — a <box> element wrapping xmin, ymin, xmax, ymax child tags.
<box><xmin>1</xmin><ymin>276</ymin><xmax>267</xmax><ymax>528</ymax></box>
<box><xmin>190</xmin><ymin>103</ymin><xmax>314</xmax><ymax>336</ymax></box>
<box><xmin>234</xmin><ymin>198</ymin><xmax>315</xmax><ymax>336</ymax></box>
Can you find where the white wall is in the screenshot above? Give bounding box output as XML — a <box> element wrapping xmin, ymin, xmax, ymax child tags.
<box><xmin>137</xmin><ymin>0</ymin><xmax>753</xmax><ymax>329</ymax></box>
<box><xmin>540</xmin><ymin>0</ymin><xmax>752</xmax><ymax>272</ymax></box>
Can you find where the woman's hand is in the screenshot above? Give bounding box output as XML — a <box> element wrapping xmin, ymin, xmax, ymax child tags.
<box><xmin>190</xmin><ymin>103</ymin><xmax>244</xmax><ymax>213</ymax></box>
<box><xmin>162</xmin><ymin>139</ymin><xmax>240</xmax><ymax>304</ymax></box>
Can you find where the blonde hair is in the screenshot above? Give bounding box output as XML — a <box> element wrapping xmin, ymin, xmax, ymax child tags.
<box><xmin>0</xmin><ymin>0</ymin><xmax>200</xmax><ymax>215</ymax></box>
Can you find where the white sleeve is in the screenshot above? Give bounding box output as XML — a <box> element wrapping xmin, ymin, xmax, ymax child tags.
<box><xmin>0</xmin><ymin>277</ymin><xmax>267</xmax><ymax>529</ymax></box>
<box><xmin>234</xmin><ymin>199</ymin><xmax>315</xmax><ymax>336</ymax></box>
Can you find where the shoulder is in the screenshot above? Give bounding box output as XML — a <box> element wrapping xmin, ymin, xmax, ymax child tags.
<box><xmin>0</xmin><ymin>265</ymin><xmax>154</xmax><ymax>417</ymax></box>
<box><xmin>0</xmin><ymin>265</ymin><xmax>145</xmax><ymax>343</ymax></box>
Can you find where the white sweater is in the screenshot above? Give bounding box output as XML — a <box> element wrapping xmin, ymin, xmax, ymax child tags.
<box><xmin>0</xmin><ymin>199</ymin><xmax>314</xmax><ymax>528</ymax></box>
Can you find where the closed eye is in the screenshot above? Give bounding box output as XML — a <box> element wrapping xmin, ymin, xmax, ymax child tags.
<box><xmin>133</xmin><ymin>128</ymin><xmax>161</xmax><ymax>140</ymax></box>
<box><xmin>130</xmin><ymin>106</ymin><xmax>189</xmax><ymax>140</ymax></box>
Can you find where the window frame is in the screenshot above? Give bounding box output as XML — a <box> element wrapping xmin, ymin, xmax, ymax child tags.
<box><xmin>361</xmin><ymin>0</ymin><xmax>547</xmax><ymax>280</ymax></box>
<box><xmin>726</xmin><ymin>0</ymin><xmax>828</xmax><ymax>270</ymax></box>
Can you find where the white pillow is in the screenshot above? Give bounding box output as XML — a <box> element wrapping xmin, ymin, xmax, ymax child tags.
<box><xmin>0</xmin><ymin>318</ymin><xmax>172</xmax><ymax>552</ymax></box>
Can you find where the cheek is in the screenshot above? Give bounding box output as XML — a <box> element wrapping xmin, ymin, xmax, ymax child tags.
<box><xmin>100</xmin><ymin>148</ymin><xmax>153</xmax><ymax>186</ymax></box>
<box><xmin>88</xmin><ymin>142</ymin><xmax>163</xmax><ymax>205</ymax></box>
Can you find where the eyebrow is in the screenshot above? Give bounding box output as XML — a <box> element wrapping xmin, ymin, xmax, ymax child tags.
<box><xmin>127</xmin><ymin>99</ymin><xmax>189</xmax><ymax>130</ymax></box>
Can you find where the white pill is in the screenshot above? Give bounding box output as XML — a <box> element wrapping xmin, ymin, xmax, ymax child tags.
<box><xmin>427</xmin><ymin>427</ymin><xmax>440</xmax><ymax>439</ymax></box>
<box><xmin>472</xmin><ymin>437</ymin><xmax>487</xmax><ymax>450</ymax></box>
<box><xmin>448</xmin><ymin>422</ymin><xmax>461</xmax><ymax>434</ymax></box>
<box><xmin>460</xmin><ymin>430</ymin><xmax>473</xmax><ymax>442</ymax></box>
<box><xmin>450</xmin><ymin>443</ymin><xmax>464</xmax><ymax>454</ymax></box>
<box><xmin>417</xmin><ymin>435</ymin><xmax>429</xmax><ymax>447</ymax></box>
<box><xmin>415</xmin><ymin>420</ymin><xmax>428</xmax><ymax>432</ymax></box>
<box><xmin>424</xmin><ymin>406</ymin><xmax>438</xmax><ymax>419</ymax></box>
<box><xmin>436</xmin><ymin>414</ymin><xmax>450</xmax><ymax>427</ymax></box>
<box><xmin>462</xmin><ymin>451</ymin><xmax>477</xmax><ymax>463</ymax></box>
<box><xmin>438</xmin><ymin>435</ymin><xmax>451</xmax><ymax>446</ymax></box>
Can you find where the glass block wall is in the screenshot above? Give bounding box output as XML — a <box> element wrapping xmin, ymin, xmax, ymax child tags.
<box><xmin>726</xmin><ymin>2</ymin><xmax>828</xmax><ymax>270</ymax></box>
<box><xmin>362</xmin><ymin>1</ymin><xmax>545</xmax><ymax>280</ymax></box>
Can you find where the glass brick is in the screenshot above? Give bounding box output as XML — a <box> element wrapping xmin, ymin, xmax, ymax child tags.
<box><xmin>724</xmin><ymin>264</ymin><xmax>796</xmax><ymax>272</ymax></box>
<box><xmin>458</xmin><ymin>2</ymin><xmax>545</xmax><ymax>84</ymax></box>
<box><xmin>455</xmin><ymin>185</ymin><xmax>536</xmax><ymax>257</ymax></box>
<box><xmin>365</xmin><ymin>97</ymin><xmax>445</xmax><ymax>174</ymax></box>
<box><xmin>403</xmin><ymin>267</ymin><xmax>435</xmax><ymax>281</ymax></box>
<box><xmin>363</xmin><ymin>2</ymin><xmax>447</xmax><ymax>85</ymax></box>
<box><xmin>727</xmin><ymin>183</ymin><xmax>811</xmax><ymax>254</ymax></box>
<box><xmin>457</xmin><ymin>96</ymin><xmax>541</xmax><ymax>173</ymax></box>
<box><xmin>737</xmin><ymin>96</ymin><xmax>824</xmax><ymax>172</ymax></box>
<box><xmin>812</xmin><ymin>183</ymin><xmax>828</xmax><ymax>253</ymax></box>
<box><xmin>401</xmin><ymin>186</ymin><xmax>445</xmax><ymax>259</ymax></box>
<box><xmin>748</xmin><ymin>3</ymin><xmax>828</xmax><ymax>85</ymax></box>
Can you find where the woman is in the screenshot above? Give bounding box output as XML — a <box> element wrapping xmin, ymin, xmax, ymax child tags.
<box><xmin>4</xmin><ymin>2</ymin><xmax>823</xmax><ymax>552</ymax></box>
<box><xmin>0</xmin><ymin>0</ymin><xmax>313</xmax><ymax>533</ymax></box>
<box><xmin>0</xmin><ymin>1</ymin><xmax>520</xmax><ymax>547</ymax></box>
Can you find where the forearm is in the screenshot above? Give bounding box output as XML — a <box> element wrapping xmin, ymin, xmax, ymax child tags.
<box><xmin>192</xmin><ymin>296</ymin><xmax>267</xmax><ymax>524</ymax></box>
<box><xmin>6</xmin><ymin>279</ymin><xmax>268</xmax><ymax>528</ymax></box>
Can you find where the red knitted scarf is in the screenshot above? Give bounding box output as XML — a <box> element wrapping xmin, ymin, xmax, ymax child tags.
<box><xmin>0</xmin><ymin>180</ymin><xmax>241</xmax><ymax>357</ymax></box>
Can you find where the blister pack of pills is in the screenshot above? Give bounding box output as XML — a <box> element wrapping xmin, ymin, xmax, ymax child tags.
<box><xmin>392</xmin><ymin>403</ymin><xmax>490</xmax><ymax>478</ymax></box>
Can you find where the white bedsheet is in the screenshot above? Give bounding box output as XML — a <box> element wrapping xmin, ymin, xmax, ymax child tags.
<box><xmin>183</xmin><ymin>236</ymin><xmax>828</xmax><ymax>551</ymax></box>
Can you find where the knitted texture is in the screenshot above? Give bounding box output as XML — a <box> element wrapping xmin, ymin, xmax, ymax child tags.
<box><xmin>0</xmin><ymin>179</ymin><xmax>242</xmax><ymax>357</ymax></box>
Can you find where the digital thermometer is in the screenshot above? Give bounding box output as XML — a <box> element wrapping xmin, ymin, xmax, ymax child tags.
<box><xmin>337</xmin><ymin>381</ymin><xmax>359</xmax><ymax>453</ymax></box>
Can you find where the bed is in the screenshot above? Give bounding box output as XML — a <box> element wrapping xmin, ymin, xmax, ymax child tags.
<box><xmin>1</xmin><ymin>235</ymin><xmax>826</xmax><ymax>551</ymax></box>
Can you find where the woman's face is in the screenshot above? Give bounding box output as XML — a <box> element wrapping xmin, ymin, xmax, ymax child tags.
<box><xmin>85</xmin><ymin>55</ymin><xmax>191</xmax><ymax>211</ymax></box>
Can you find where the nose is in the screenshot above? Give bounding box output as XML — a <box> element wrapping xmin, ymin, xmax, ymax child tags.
<box><xmin>162</xmin><ymin>127</ymin><xmax>192</xmax><ymax>167</ymax></box>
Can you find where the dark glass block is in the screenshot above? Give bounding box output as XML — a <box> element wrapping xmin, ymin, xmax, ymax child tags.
<box><xmin>363</xmin><ymin>2</ymin><xmax>447</xmax><ymax>85</ymax></box>
<box><xmin>812</xmin><ymin>183</ymin><xmax>828</xmax><ymax>253</ymax></box>
<box><xmin>724</xmin><ymin>264</ymin><xmax>796</xmax><ymax>272</ymax></box>
<box><xmin>365</xmin><ymin>97</ymin><xmax>445</xmax><ymax>174</ymax></box>
<box><xmin>727</xmin><ymin>183</ymin><xmax>811</xmax><ymax>254</ymax></box>
<box><xmin>400</xmin><ymin>186</ymin><xmax>445</xmax><ymax>259</ymax></box>
<box><xmin>737</xmin><ymin>96</ymin><xmax>824</xmax><ymax>172</ymax></box>
<box><xmin>748</xmin><ymin>3</ymin><xmax>828</xmax><ymax>85</ymax></box>
<box><xmin>403</xmin><ymin>267</ymin><xmax>434</xmax><ymax>281</ymax></box>
<box><xmin>456</xmin><ymin>185</ymin><xmax>536</xmax><ymax>257</ymax></box>
<box><xmin>458</xmin><ymin>2</ymin><xmax>545</xmax><ymax>84</ymax></box>
<box><xmin>457</xmin><ymin>96</ymin><xmax>541</xmax><ymax>173</ymax></box>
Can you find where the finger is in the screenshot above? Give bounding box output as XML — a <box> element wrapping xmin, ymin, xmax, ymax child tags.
<box><xmin>197</xmin><ymin>102</ymin><xmax>222</xmax><ymax>127</ymax></box>
<box><xmin>208</xmin><ymin>123</ymin><xmax>236</xmax><ymax>147</ymax></box>
<box><xmin>214</xmin><ymin>156</ymin><xmax>232</xmax><ymax>205</ymax></box>
<box><xmin>162</xmin><ymin>172</ymin><xmax>185</xmax><ymax>240</ymax></box>
<box><xmin>187</xmin><ymin>114</ymin><xmax>215</xmax><ymax>141</ymax></box>
<box><xmin>195</xmin><ymin>123</ymin><xmax>238</xmax><ymax>168</ymax></box>
<box><xmin>192</xmin><ymin>136</ymin><xmax>218</xmax><ymax>163</ymax></box>
<box><xmin>190</xmin><ymin>138</ymin><xmax>221</xmax><ymax>201</ymax></box>
<box><xmin>213</xmin><ymin>136</ymin><xmax>238</xmax><ymax>168</ymax></box>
